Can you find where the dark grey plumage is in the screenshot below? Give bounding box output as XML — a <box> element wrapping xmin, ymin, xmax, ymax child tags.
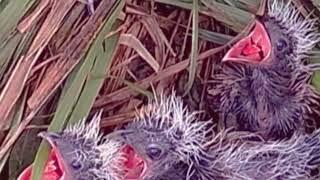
<box><xmin>117</xmin><ymin>93</ymin><xmax>215</xmax><ymax>180</ymax></box>
<box><xmin>207</xmin><ymin>0</ymin><xmax>320</xmax><ymax>140</ymax></box>
<box><xmin>115</xmin><ymin>93</ymin><xmax>320</xmax><ymax>180</ymax></box>
<box><xmin>39</xmin><ymin>112</ymin><xmax>124</xmax><ymax>180</ymax></box>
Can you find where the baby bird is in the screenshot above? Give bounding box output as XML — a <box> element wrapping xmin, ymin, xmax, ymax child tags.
<box><xmin>116</xmin><ymin>93</ymin><xmax>215</xmax><ymax>180</ymax></box>
<box><xmin>207</xmin><ymin>0</ymin><xmax>320</xmax><ymax>140</ymax></box>
<box><xmin>208</xmin><ymin>129</ymin><xmax>320</xmax><ymax>179</ymax></box>
<box><xmin>17</xmin><ymin>112</ymin><xmax>124</xmax><ymax>180</ymax></box>
<box><xmin>115</xmin><ymin>93</ymin><xmax>320</xmax><ymax>179</ymax></box>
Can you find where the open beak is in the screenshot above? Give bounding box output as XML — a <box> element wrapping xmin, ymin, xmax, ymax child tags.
<box><xmin>17</xmin><ymin>150</ymin><xmax>63</xmax><ymax>180</ymax></box>
<box><xmin>17</xmin><ymin>132</ymin><xmax>66</xmax><ymax>180</ymax></box>
<box><xmin>38</xmin><ymin>132</ymin><xmax>59</xmax><ymax>146</ymax></box>
<box><xmin>222</xmin><ymin>20</ymin><xmax>271</xmax><ymax>64</ymax></box>
<box><xmin>121</xmin><ymin>145</ymin><xmax>147</xmax><ymax>180</ymax></box>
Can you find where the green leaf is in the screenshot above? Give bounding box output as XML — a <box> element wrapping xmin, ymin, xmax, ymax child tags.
<box><xmin>67</xmin><ymin>1</ymin><xmax>124</xmax><ymax>124</ymax></box>
<box><xmin>312</xmin><ymin>71</ymin><xmax>320</xmax><ymax>91</ymax></box>
<box><xmin>31</xmin><ymin>1</ymin><xmax>124</xmax><ymax>179</ymax></box>
<box><xmin>0</xmin><ymin>23</ymin><xmax>39</xmax><ymax>88</ymax></box>
<box><xmin>184</xmin><ymin>0</ymin><xmax>199</xmax><ymax>95</ymax></box>
<box><xmin>156</xmin><ymin>0</ymin><xmax>254</xmax><ymax>32</ymax></box>
<box><xmin>197</xmin><ymin>29</ymin><xmax>233</xmax><ymax>45</ymax></box>
<box><xmin>0</xmin><ymin>0</ymin><xmax>36</xmax><ymax>46</ymax></box>
<box><xmin>107</xmin><ymin>75</ymin><xmax>154</xmax><ymax>100</ymax></box>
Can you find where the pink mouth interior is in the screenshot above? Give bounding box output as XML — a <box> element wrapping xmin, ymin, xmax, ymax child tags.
<box><xmin>46</xmin><ymin>148</ymin><xmax>64</xmax><ymax>178</ymax></box>
<box><xmin>17</xmin><ymin>149</ymin><xmax>63</xmax><ymax>180</ymax></box>
<box><xmin>222</xmin><ymin>20</ymin><xmax>271</xmax><ymax>63</ymax></box>
<box><xmin>122</xmin><ymin>145</ymin><xmax>146</xmax><ymax>180</ymax></box>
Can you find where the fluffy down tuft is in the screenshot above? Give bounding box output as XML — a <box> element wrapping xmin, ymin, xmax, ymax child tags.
<box><xmin>64</xmin><ymin>112</ymin><xmax>125</xmax><ymax>180</ymax></box>
<box><xmin>268</xmin><ymin>0</ymin><xmax>320</xmax><ymax>61</ymax></box>
<box><xmin>136</xmin><ymin>93</ymin><xmax>211</xmax><ymax>164</ymax></box>
<box><xmin>209</xmin><ymin>129</ymin><xmax>320</xmax><ymax>179</ymax></box>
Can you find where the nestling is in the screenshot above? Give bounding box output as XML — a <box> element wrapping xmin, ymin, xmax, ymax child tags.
<box><xmin>17</xmin><ymin>112</ymin><xmax>124</xmax><ymax>180</ymax></box>
<box><xmin>115</xmin><ymin>93</ymin><xmax>320</xmax><ymax>180</ymax></box>
<box><xmin>208</xmin><ymin>129</ymin><xmax>320</xmax><ymax>179</ymax></box>
<box><xmin>207</xmin><ymin>0</ymin><xmax>320</xmax><ymax>140</ymax></box>
<box><xmin>115</xmin><ymin>93</ymin><xmax>215</xmax><ymax>180</ymax></box>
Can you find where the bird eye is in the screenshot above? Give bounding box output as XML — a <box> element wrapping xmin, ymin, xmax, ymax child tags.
<box><xmin>276</xmin><ymin>38</ymin><xmax>287</xmax><ymax>51</ymax></box>
<box><xmin>146</xmin><ymin>145</ymin><xmax>163</xmax><ymax>160</ymax></box>
<box><xmin>71</xmin><ymin>159</ymin><xmax>82</xmax><ymax>170</ymax></box>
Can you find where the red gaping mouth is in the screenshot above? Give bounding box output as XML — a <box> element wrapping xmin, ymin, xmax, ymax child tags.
<box><xmin>222</xmin><ymin>20</ymin><xmax>271</xmax><ymax>64</ymax></box>
<box><xmin>44</xmin><ymin>149</ymin><xmax>65</xmax><ymax>179</ymax></box>
<box><xmin>122</xmin><ymin>145</ymin><xmax>147</xmax><ymax>180</ymax></box>
<box><xmin>17</xmin><ymin>149</ymin><xmax>63</xmax><ymax>180</ymax></box>
<box><xmin>18</xmin><ymin>132</ymin><xmax>73</xmax><ymax>180</ymax></box>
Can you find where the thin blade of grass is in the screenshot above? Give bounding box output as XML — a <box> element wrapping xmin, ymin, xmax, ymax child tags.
<box><xmin>0</xmin><ymin>0</ymin><xmax>121</xmax><ymax>164</ymax></box>
<box><xmin>31</xmin><ymin>1</ymin><xmax>124</xmax><ymax>179</ymax></box>
<box><xmin>311</xmin><ymin>0</ymin><xmax>320</xmax><ymax>10</ymax></box>
<box><xmin>155</xmin><ymin>0</ymin><xmax>254</xmax><ymax>32</ymax></box>
<box><xmin>184</xmin><ymin>0</ymin><xmax>198</xmax><ymax>95</ymax></box>
<box><xmin>67</xmin><ymin>2</ymin><xmax>124</xmax><ymax>124</ymax></box>
<box><xmin>0</xmin><ymin>0</ymin><xmax>37</xmax><ymax>46</ymax></box>
<box><xmin>0</xmin><ymin>35</ymin><xmax>22</xmax><ymax>79</ymax></box>
<box><xmin>0</xmin><ymin>90</ymin><xmax>27</xmax><ymax>174</ymax></box>
<box><xmin>17</xmin><ymin>0</ymin><xmax>51</xmax><ymax>34</ymax></box>
<box><xmin>26</xmin><ymin>0</ymin><xmax>118</xmax><ymax>111</ymax></box>
<box><xmin>0</xmin><ymin>0</ymin><xmax>40</xmax><ymax>85</ymax></box>
<box><xmin>196</xmin><ymin>29</ymin><xmax>233</xmax><ymax>45</ymax></box>
<box><xmin>0</xmin><ymin>22</ymin><xmax>40</xmax><ymax>90</ymax></box>
<box><xmin>94</xmin><ymin>46</ymin><xmax>226</xmax><ymax>108</ymax></box>
<box><xmin>201</xmin><ymin>0</ymin><xmax>253</xmax><ymax>31</ymax></box>
<box><xmin>118</xmin><ymin>33</ymin><xmax>160</xmax><ymax>72</ymax></box>
<box><xmin>0</xmin><ymin>0</ymin><xmax>76</xmax><ymax>130</ymax></box>
<box><xmin>107</xmin><ymin>75</ymin><xmax>154</xmax><ymax>99</ymax></box>
<box><xmin>224</xmin><ymin>0</ymin><xmax>260</xmax><ymax>13</ymax></box>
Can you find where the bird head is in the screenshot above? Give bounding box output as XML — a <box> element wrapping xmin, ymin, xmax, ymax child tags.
<box><xmin>222</xmin><ymin>0</ymin><xmax>319</xmax><ymax>66</ymax></box>
<box><xmin>18</xmin><ymin>112</ymin><xmax>124</xmax><ymax>180</ymax></box>
<box><xmin>118</xmin><ymin>93</ymin><xmax>212</xmax><ymax>179</ymax></box>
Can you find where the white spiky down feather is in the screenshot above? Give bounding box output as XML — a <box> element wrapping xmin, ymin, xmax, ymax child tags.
<box><xmin>267</xmin><ymin>0</ymin><xmax>320</xmax><ymax>129</ymax></box>
<box><xmin>64</xmin><ymin>112</ymin><xmax>125</xmax><ymax>180</ymax></box>
<box><xmin>268</xmin><ymin>0</ymin><xmax>320</xmax><ymax>63</ymax></box>
<box><xmin>136</xmin><ymin>92</ymin><xmax>212</xmax><ymax>166</ymax></box>
<box><xmin>209</xmin><ymin>129</ymin><xmax>320</xmax><ymax>179</ymax></box>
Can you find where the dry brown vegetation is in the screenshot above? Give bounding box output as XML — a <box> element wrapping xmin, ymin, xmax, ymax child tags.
<box><xmin>0</xmin><ymin>0</ymin><xmax>319</xmax><ymax>179</ymax></box>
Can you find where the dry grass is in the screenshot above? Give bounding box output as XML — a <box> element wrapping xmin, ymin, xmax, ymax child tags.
<box><xmin>0</xmin><ymin>0</ymin><xmax>319</xmax><ymax>179</ymax></box>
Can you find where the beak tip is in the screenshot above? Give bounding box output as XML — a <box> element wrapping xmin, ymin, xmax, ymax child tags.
<box><xmin>37</xmin><ymin>131</ymin><xmax>61</xmax><ymax>146</ymax></box>
<box><xmin>222</xmin><ymin>50</ymin><xmax>232</xmax><ymax>62</ymax></box>
<box><xmin>37</xmin><ymin>131</ymin><xmax>46</xmax><ymax>138</ymax></box>
<box><xmin>221</xmin><ymin>57</ymin><xmax>229</xmax><ymax>62</ymax></box>
<box><xmin>17</xmin><ymin>165</ymin><xmax>32</xmax><ymax>180</ymax></box>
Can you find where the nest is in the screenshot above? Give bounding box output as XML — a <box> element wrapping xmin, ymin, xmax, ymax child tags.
<box><xmin>0</xmin><ymin>0</ymin><xmax>319</xmax><ymax>179</ymax></box>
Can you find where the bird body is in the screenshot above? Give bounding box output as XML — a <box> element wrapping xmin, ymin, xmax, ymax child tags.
<box><xmin>17</xmin><ymin>1</ymin><xmax>320</xmax><ymax>179</ymax></box>
<box><xmin>17</xmin><ymin>112</ymin><xmax>124</xmax><ymax>180</ymax></box>
<box><xmin>115</xmin><ymin>93</ymin><xmax>320</xmax><ymax>180</ymax></box>
<box><xmin>208</xmin><ymin>129</ymin><xmax>320</xmax><ymax>180</ymax></box>
<box><xmin>207</xmin><ymin>0</ymin><xmax>320</xmax><ymax>140</ymax></box>
<box><xmin>116</xmin><ymin>93</ymin><xmax>214</xmax><ymax>180</ymax></box>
